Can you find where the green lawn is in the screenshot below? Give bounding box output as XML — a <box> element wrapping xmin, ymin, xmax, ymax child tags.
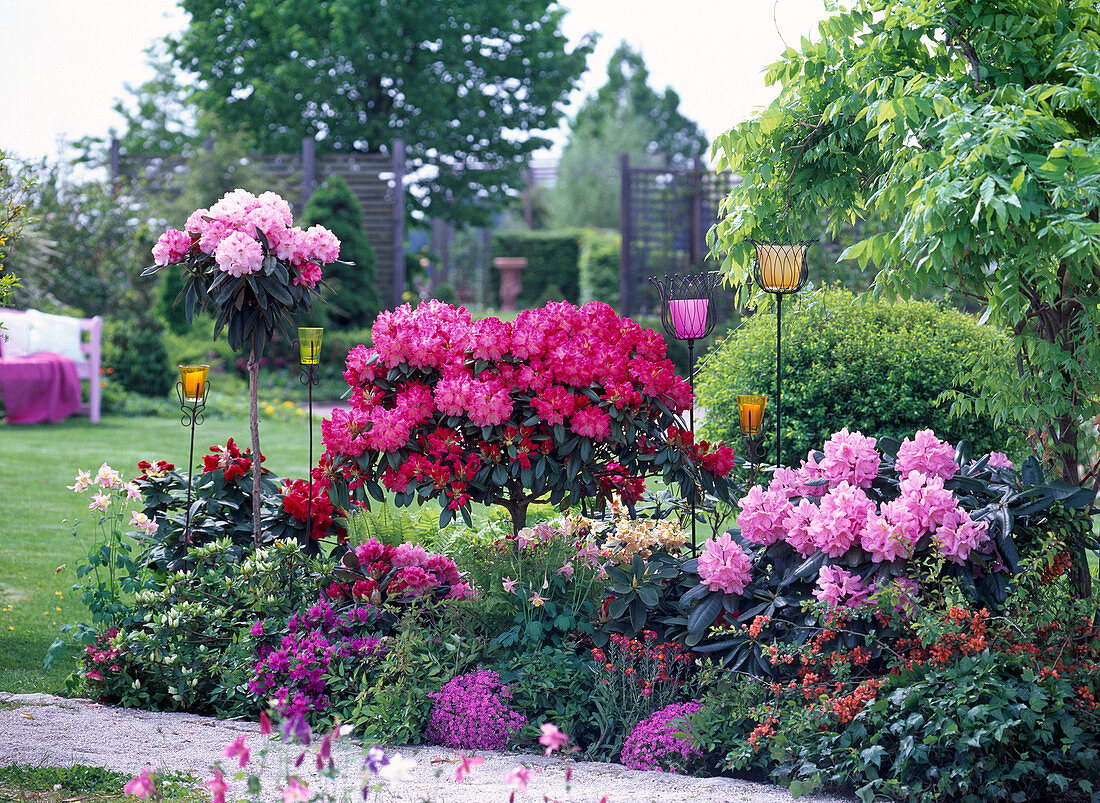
<box><xmin>0</xmin><ymin>412</ymin><xmax>322</xmax><ymax>694</ymax></box>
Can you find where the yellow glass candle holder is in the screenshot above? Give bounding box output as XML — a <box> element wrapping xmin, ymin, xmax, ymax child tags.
<box><xmin>298</xmin><ymin>327</ymin><xmax>324</xmax><ymax>365</ymax></box>
<box><xmin>755</xmin><ymin>243</ymin><xmax>807</xmax><ymax>293</ymax></box>
<box><xmin>737</xmin><ymin>394</ymin><xmax>767</xmax><ymax>437</ymax></box>
<box><xmin>179</xmin><ymin>364</ymin><xmax>210</xmax><ymax>403</ymax></box>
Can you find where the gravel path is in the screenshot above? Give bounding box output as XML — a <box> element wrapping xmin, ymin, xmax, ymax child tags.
<box><xmin>0</xmin><ymin>693</ymin><xmax>854</xmax><ymax>803</ymax></box>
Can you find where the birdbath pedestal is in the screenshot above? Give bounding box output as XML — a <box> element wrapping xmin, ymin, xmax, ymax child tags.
<box><xmin>493</xmin><ymin>257</ymin><xmax>527</xmax><ymax>313</ymax></box>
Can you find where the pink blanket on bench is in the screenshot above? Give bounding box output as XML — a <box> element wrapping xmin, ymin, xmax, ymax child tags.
<box><xmin>0</xmin><ymin>352</ymin><xmax>82</xmax><ymax>424</ymax></box>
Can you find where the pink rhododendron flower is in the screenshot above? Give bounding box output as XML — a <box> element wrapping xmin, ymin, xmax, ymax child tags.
<box><xmin>895</xmin><ymin>429</ymin><xmax>957</xmax><ymax>480</ymax></box>
<box><xmin>860</xmin><ymin>512</ymin><xmax>914</xmax><ymax>563</ymax></box>
<box><xmin>214</xmin><ymin>230</ymin><xmax>264</xmax><ymax>277</ymax></box>
<box><xmin>813</xmin><ymin>565</ymin><xmax>870</xmax><ymax>609</ymax></box>
<box><xmin>737</xmin><ymin>485</ymin><xmax>793</xmax><ymax>545</ymax></box>
<box><xmin>570</xmin><ymin>405</ymin><xmax>611</xmax><ymax>441</ymax></box>
<box><xmin>390</xmin><ymin>542</ymin><xmax>429</xmax><ymax>568</ymax></box>
<box><xmin>293</xmin><ymin>261</ymin><xmax>323</xmax><ymax>289</ymax></box>
<box><xmin>818</xmin><ymin>428</ymin><xmax>880</xmax><ymax>488</ymax></box>
<box><xmin>935</xmin><ymin>507</ymin><xmax>990</xmax><ymax>563</ymax></box>
<box><xmin>697</xmin><ymin>533</ymin><xmax>752</xmax><ymax>595</ymax></box>
<box><xmin>538</xmin><ymin>723</ymin><xmax>570</xmax><ymax>755</ymax></box>
<box><xmin>807</xmin><ymin>482</ymin><xmax>875</xmax><ymax>558</ymax></box>
<box><xmin>986</xmin><ymin>451</ymin><xmax>1013</xmax><ymax>469</ymax></box>
<box><xmin>897</xmin><ymin>470</ymin><xmax>958</xmax><ymax>531</ymax></box>
<box><xmin>151</xmin><ymin>228</ymin><xmax>191</xmax><ymax>266</ymax></box>
<box><xmin>782</xmin><ymin>498</ymin><xmax>818</xmax><ymax>556</ymax></box>
<box><xmin>123</xmin><ymin>769</ymin><xmax>157</xmax><ymax>798</ymax></box>
<box><xmin>796</xmin><ymin>452</ymin><xmax>830</xmax><ymax>498</ymax></box>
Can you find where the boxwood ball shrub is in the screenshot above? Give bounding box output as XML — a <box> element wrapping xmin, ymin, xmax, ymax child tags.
<box><xmin>697</xmin><ymin>288</ymin><xmax>1017</xmax><ymax>463</ymax></box>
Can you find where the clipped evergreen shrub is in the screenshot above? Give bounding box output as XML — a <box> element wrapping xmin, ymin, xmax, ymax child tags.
<box><xmin>697</xmin><ymin>289</ymin><xmax>1019</xmax><ymax>463</ymax></box>
<box><xmin>155</xmin><ymin>266</ymin><xmax>192</xmax><ymax>335</ymax></box>
<box><xmin>103</xmin><ymin>319</ymin><xmax>172</xmax><ymax>398</ymax></box>
<box><xmin>490</xmin><ymin>230</ymin><xmax>582</xmax><ymax>307</ymax></box>
<box><xmin>301</xmin><ymin>176</ymin><xmax>381</xmax><ymax>329</ymax></box>
<box><xmin>578</xmin><ymin>229</ymin><xmax>620</xmax><ymax>307</ymax></box>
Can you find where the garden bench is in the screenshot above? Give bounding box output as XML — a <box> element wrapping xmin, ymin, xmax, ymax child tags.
<box><xmin>0</xmin><ymin>307</ymin><xmax>102</xmax><ymax>424</ymax></box>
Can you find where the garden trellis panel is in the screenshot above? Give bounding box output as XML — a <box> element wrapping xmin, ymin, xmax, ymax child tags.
<box><xmin>113</xmin><ymin>137</ymin><xmax>406</xmax><ymax>308</ymax></box>
<box><xmin>619</xmin><ymin>155</ymin><xmax>738</xmax><ymax>317</ymax></box>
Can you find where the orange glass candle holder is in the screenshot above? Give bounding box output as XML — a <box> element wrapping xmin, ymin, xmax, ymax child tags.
<box><xmin>298</xmin><ymin>327</ymin><xmax>324</xmax><ymax>366</ymax></box>
<box><xmin>179</xmin><ymin>364</ymin><xmax>210</xmax><ymax>403</ymax></box>
<box><xmin>737</xmin><ymin>394</ymin><xmax>767</xmax><ymax>437</ymax></box>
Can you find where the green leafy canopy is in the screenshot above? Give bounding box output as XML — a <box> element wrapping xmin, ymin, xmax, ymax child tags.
<box><xmin>709</xmin><ymin>0</ymin><xmax>1100</xmax><ymax>490</ymax></box>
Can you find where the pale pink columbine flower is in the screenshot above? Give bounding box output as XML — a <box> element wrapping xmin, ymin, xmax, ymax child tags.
<box><xmin>556</xmin><ymin>562</ymin><xmax>575</xmax><ymax>580</ymax></box>
<box><xmin>222</xmin><ymin>733</ymin><xmax>250</xmax><ymax>768</ymax></box>
<box><xmin>123</xmin><ymin>768</ymin><xmax>157</xmax><ymax>798</ymax></box>
<box><xmin>452</xmin><ymin>751</ymin><xmax>485</xmax><ymax>782</ymax></box>
<box><xmin>697</xmin><ymin>533</ymin><xmax>752</xmax><ymax>595</ymax></box>
<box><xmin>68</xmin><ymin>470</ymin><xmax>92</xmax><ymax>493</ymax></box>
<box><xmin>538</xmin><ymin>723</ymin><xmax>570</xmax><ymax>756</ymax></box>
<box><xmin>502</xmin><ymin>577</ymin><xmax>519</xmax><ymax>594</ymax></box>
<box><xmin>505</xmin><ymin>765</ymin><xmax>533</xmax><ymax>792</ymax></box>
<box><xmin>281</xmin><ymin>777</ymin><xmax>310</xmax><ymax>803</ymax></box>
<box><xmin>129</xmin><ymin>511</ymin><xmax>158</xmax><ymax>536</ymax></box>
<box><xmin>89</xmin><ymin>493</ymin><xmax>111</xmax><ymax>512</ymax></box>
<box><xmin>206</xmin><ymin>767</ymin><xmax>229</xmax><ymax>803</ymax></box>
<box><xmin>528</xmin><ymin>591</ymin><xmax>548</xmax><ymax>607</ymax></box>
<box><xmin>94</xmin><ymin>462</ymin><xmax>122</xmax><ymax>489</ymax></box>
<box><xmin>124</xmin><ymin>482</ymin><xmax>142</xmax><ymax>501</ymax></box>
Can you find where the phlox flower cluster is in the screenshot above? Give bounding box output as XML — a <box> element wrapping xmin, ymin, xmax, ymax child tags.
<box><xmin>425</xmin><ymin>669</ymin><xmax>526</xmax><ymax>750</ymax></box>
<box><xmin>249</xmin><ymin>601</ymin><xmax>385</xmax><ymax>719</ymax></box>
<box><xmin>323</xmin><ymin>300</ymin><xmax>736</xmax><ymax>516</ymax></box>
<box><xmin>697</xmin><ymin>533</ymin><xmax>752</xmax><ymax>594</ymax></box>
<box><xmin>619</xmin><ymin>700</ymin><xmax>703</xmax><ymax>773</ymax></box>
<box><xmin>326</xmin><ymin>537</ymin><xmax>473</xmax><ymax>604</ymax></box>
<box><xmin>152</xmin><ymin>189</ymin><xmax>339</xmax><ymax>283</ymax></box>
<box><xmin>733</xmin><ymin>428</ymin><xmax>992</xmax><ymax>612</ymax></box>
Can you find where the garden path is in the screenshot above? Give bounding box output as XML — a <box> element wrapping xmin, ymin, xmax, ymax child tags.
<box><xmin>0</xmin><ymin>693</ymin><xmax>854</xmax><ymax>803</ymax></box>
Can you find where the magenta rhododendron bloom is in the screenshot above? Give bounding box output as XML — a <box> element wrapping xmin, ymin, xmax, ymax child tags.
<box><xmin>697</xmin><ymin>533</ymin><xmax>752</xmax><ymax>594</ymax></box>
<box><xmin>895</xmin><ymin>428</ymin><xmax>958</xmax><ymax>480</ymax></box>
<box><xmin>818</xmin><ymin>427</ymin><xmax>881</xmax><ymax>488</ymax></box>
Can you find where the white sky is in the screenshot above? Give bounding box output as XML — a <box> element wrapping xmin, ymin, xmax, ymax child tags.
<box><xmin>0</xmin><ymin>0</ymin><xmax>829</xmax><ymax>164</ymax></box>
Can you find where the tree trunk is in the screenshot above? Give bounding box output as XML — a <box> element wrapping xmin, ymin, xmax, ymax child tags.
<box><xmin>248</xmin><ymin>348</ymin><xmax>262</xmax><ymax>549</ymax></box>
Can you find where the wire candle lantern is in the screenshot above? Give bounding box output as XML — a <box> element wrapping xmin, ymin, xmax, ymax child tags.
<box><xmin>298</xmin><ymin>327</ymin><xmax>323</xmax><ymax>543</ymax></box>
<box><xmin>176</xmin><ymin>364</ymin><xmax>210</xmax><ymax>544</ymax></box>
<box><xmin>746</xmin><ymin>240</ymin><xmax>815</xmax><ymax>468</ymax></box>
<box><xmin>650</xmin><ymin>271</ymin><xmax>722</xmax><ymax>554</ymax></box>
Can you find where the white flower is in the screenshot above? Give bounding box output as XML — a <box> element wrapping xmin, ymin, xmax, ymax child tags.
<box><xmin>377</xmin><ymin>753</ymin><xmax>415</xmax><ymax>780</ymax></box>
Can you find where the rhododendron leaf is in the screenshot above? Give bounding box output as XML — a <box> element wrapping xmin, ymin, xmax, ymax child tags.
<box><xmin>608</xmin><ymin>596</ymin><xmax>629</xmax><ymax>619</ymax></box>
<box><xmin>679</xmin><ymin>583</ymin><xmax>710</xmax><ymax>606</ymax></box>
<box><xmin>1020</xmin><ymin>456</ymin><xmax>1043</xmax><ymax>485</ymax></box>
<box><xmin>687</xmin><ymin>594</ymin><xmax>723</xmax><ymax>635</ymax></box>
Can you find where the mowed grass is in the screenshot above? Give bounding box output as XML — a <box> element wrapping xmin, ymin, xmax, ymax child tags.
<box><xmin>0</xmin><ymin>412</ymin><xmax>321</xmax><ymax>693</ymax></box>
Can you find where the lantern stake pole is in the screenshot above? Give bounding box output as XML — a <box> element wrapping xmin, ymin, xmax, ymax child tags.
<box><xmin>776</xmin><ymin>293</ymin><xmax>783</xmax><ymax>469</ymax></box>
<box><xmin>688</xmin><ymin>336</ymin><xmax>697</xmax><ymax>556</ymax></box>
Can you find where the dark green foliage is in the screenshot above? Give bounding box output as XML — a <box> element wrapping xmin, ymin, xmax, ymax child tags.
<box><xmin>698</xmin><ymin>289</ymin><xmax>1018</xmax><ymax>464</ymax></box>
<box><xmin>301</xmin><ymin>176</ymin><xmax>380</xmax><ymax>329</ymax></box>
<box><xmin>497</xmin><ymin>646</ymin><xmax>602</xmax><ymax>751</ymax></box>
<box><xmin>578</xmin><ymin>229</ymin><xmax>620</xmax><ymax>307</ymax></box>
<box><xmin>103</xmin><ymin>320</ymin><xmax>172</xmax><ymax>398</ymax></box>
<box><xmin>156</xmin><ymin>264</ymin><xmax>193</xmax><ymax>335</ymax></box>
<box><xmin>172</xmin><ymin>0</ymin><xmax>593</xmax><ymax>226</ymax></box>
<box><xmin>489</xmin><ymin>230</ymin><xmax>582</xmax><ymax>308</ymax></box>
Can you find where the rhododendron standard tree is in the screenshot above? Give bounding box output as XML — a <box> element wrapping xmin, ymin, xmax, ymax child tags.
<box><xmin>145</xmin><ymin>189</ymin><xmax>340</xmax><ymax>546</ymax></box>
<box><xmin>322</xmin><ymin>300</ymin><xmax>736</xmax><ymax>533</ymax></box>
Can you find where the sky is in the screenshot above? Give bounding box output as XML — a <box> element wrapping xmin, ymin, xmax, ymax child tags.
<box><xmin>0</xmin><ymin>0</ymin><xmax>830</xmax><ymax>164</ymax></box>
